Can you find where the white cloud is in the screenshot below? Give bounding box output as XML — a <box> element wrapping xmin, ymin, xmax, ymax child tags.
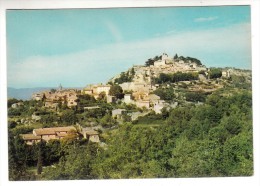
<box><xmin>194</xmin><ymin>16</ymin><xmax>218</xmax><ymax>22</ymax></box>
<box><xmin>8</xmin><ymin>22</ymin><xmax>251</xmax><ymax>88</ymax></box>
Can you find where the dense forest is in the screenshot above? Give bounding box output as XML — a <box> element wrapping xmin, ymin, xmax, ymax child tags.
<box><xmin>8</xmin><ymin>87</ymin><xmax>253</xmax><ymax>180</ymax></box>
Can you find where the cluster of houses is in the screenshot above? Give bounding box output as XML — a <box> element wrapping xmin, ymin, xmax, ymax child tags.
<box><xmin>20</xmin><ymin>125</ymin><xmax>100</xmax><ymax>145</ymax></box>
<box><xmin>28</xmin><ymin>53</ymin><xmax>237</xmax><ymax>120</ymax></box>
<box><xmin>82</xmin><ymin>84</ymin><xmax>111</xmax><ymax>100</ymax></box>
<box><xmin>32</xmin><ymin>85</ymin><xmax>79</xmax><ymax>109</ymax></box>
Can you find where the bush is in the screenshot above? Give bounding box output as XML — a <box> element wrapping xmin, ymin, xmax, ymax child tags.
<box><xmin>185</xmin><ymin>91</ymin><xmax>207</xmax><ymax>102</ymax></box>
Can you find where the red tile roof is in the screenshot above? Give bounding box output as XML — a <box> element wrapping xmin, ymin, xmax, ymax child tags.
<box><xmin>21</xmin><ymin>134</ymin><xmax>41</xmax><ymax>140</ymax></box>
<box><xmin>33</xmin><ymin>126</ymin><xmax>76</xmax><ymax>136</ymax></box>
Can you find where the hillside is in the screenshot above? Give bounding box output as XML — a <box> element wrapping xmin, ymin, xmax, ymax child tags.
<box><xmin>7</xmin><ymin>53</ymin><xmax>252</xmax><ymax>180</ymax></box>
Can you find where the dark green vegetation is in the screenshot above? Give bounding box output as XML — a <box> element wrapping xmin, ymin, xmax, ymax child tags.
<box><xmin>209</xmin><ymin>68</ymin><xmax>222</xmax><ymax>79</ymax></box>
<box><xmin>174</xmin><ymin>55</ymin><xmax>202</xmax><ymax>66</ymax></box>
<box><xmin>154</xmin><ymin>72</ymin><xmax>199</xmax><ymax>84</ymax></box>
<box><xmin>114</xmin><ymin>68</ymin><xmax>135</xmax><ymax>84</ymax></box>
<box><xmin>145</xmin><ymin>54</ymin><xmax>202</xmax><ymax>67</ymax></box>
<box><xmin>8</xmin><ymin>88</ymin><xmax>253</xmax><ymax>180</ymax></box>
<box><xmin>153</xmin><ymin>87</ymin><xmax>176</xmax><ymax>101</ymax></box>
<box><xmin>145</xmin><ymin>55</ymin><xmax>161</xmax><ymax>66</ymax></box>
<box><xmin>8</xmin><ymin>58</ymin><xmax>253</xmax><ymax>180</ymax></box>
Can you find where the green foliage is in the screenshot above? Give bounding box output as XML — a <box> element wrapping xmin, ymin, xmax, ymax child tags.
<box><xmin>9</xmin><ymin>88</ymin><xmax>252</xmax><ymax>180</ymax></box>
<box><xmin>11</xmin><ymin>125</ymin><xmax>35</xmax><ymax>136</ymax></box>
<box><xmin>60</xmin><ymin>110</ymin><xmax>78</xmax><ymax>125</ymax></box>
<box><xmin>114</xmin><ymin>69</ymin><xmax>135</xmax><ymax>84</ymax></box>
<box><xmin>134</xmin><ymin>112</ymin><xmax>164</xmax><ymax>125</ymax></box>
<box><xmin>109</xmin><ymin>85</ymin><xmax>124</xmax><ymax>99</ymax></box>
<box><xmin>155</xmin><ymin>72</ymin><xmax>198</xmax><ymax>84</ymax></box>
<box><xmin>98</xmin><ymin>91</ymin><xmax>107</xmax><ymax>101</ymax></box>
<box><xmin>209</xmin><ymin>68</ymin><xmax>222</xmax><ymax>79</ymax></box>
<box><xmin>186</xmin><ymin>56</ymin><xmax>202</xmax><ymax>65</ymax></box>
<box><xmin>231</xmin><ymin>75</ymin><xmax>251</xmax><ymax>89</ymax></box>
<box><xmin>77</xmin><ymin>94</ymin><xmax>97</xmax><ymax>108</ymax></box>
<box><xmin>50</xmin><ymin>89</ymin><xmax>56</xmax><ymax>93</ymax></box>
<box><xmin>39</xmin><ymin>111</ymin><xmax>60</xmax><ymax>126</ymax></box>
<box><xmin>37</xmin><ymin>141</ymin><xmax>44</xmax><ymax>175</ymax></box>
<box><xmin>145</xmin><ymin>55</ymin><xmax>161</xmax><ymax>66</ymax></box>
<box><xmin>100</xmin><ymin>114</ymin><xmax>117</xmax><ymax>128</ymax></box>
<box><xmin>8</xmin><ymin>98</ymin><xmax>22</xmax><ymax>108</ymax></box>
<box><xmin>175</xmin><ymin>56</ymin><xmax>202</xmax><ymax>66</ymax></box>
<box><xmin>43</xmin><ymin>143</ymin><xmax>99</xmax><ymax>180</ymax></box>
<box><xmin>8</xmin><ymin>99</ymin><xmax>44</xmax><ymax>117</ymax></box>
<box><xmin>185</xmin><ymin>91</ymin><xmax>207</xmax><ymax>102</ymax></box>
<box><xmin>8</xmin><ymin>107</ymin><xmax>22</xmax><ymax>116</ymax></box>
<box><xmin>153</xmin><ymin>87</ymin><xmax>175</xmax><ymax>101</ymax></box>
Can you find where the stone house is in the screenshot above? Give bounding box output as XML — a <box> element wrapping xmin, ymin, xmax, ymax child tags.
<box><xmin>21</xmin><ymin>126</ymin><xmax>76</xmax><ymax>145</ymax></box>
<box><xmin>82</xmin><ymin>88</ymin><xmax>93</xmax><ymax>95</ymax></box>
<box><xmin>154</xmin><ymin>60</ymin><xmax>166</xmax><ymax>67</ymax></box>
<box><xmin>136</xmin><ymin>100</ymin><xmax>150</xmax><ymax>109</ymax></box>
<box><xmin>67</xmin><ymin>94</ymin><xmax>78</xmax><ymax>107</ymax></box>
<box><xmin>144</xmin><ymin>94</ymin><xmax>160</xmax><ymax>105</ymax></box>
<box><xmin>153</xmin><ymin>100</ymin><xmax>167</xmax><ymax>114</ymax></box>
<box><xmin>32</xmin><ymin>93</ymin><xmax>44</xmax><ymax>101</ymax></box>
<box><xmin>32</xmin><ymin>126</ymin><xmax>76</xmax><ymax>142</ymax></box>
<box><xmin>83</xmin><ymin>84</ymin><xmax>111</xmax><ymax>99</ymax></box>
<box><xmin>20</xmin><ymin>134</ymin><xmax>41</xmax><ymax>145</ymax></box>
<box><xmin>123</xmin><ymin>94</ymin><xmax>133</xmax><ymax>104</ymax></box>
<box><xmin>222</xmin><ymin>69</ymin><xmax>231</xmax><ymax>78</ymax></box>
<box><xmin>107</xmin><ymin>95</ymin><xmax>116</xmax><ymax>103</ymax></box>
<box><xmin>112</xmin><ymin>109</ymin><xmax>127</xmax><ymax>119</ymax></box>
<box><xmin>11</xmin><ymin>102</ymin><xmax>24</xmax><ymax>109</ymax></box>
<box><xmin>95</xmin><ymin>84</ymin><xmax>111</xmax><ymax>95</ymax></box>
<box><xmin>81</xmin><ymin>129</ymin><xmax>100</xmax><ymax>143</ymax></box>
<box><xmin>44</xmin><ymin>101</ymin><xmax>59</xmax><ymax>109</ymax></box>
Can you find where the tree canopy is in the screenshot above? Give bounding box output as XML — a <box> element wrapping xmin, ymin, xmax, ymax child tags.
<box><xmin>109</xmin><ymin>85</ymin><xmax>124</xmax><ymax>99</ymax></box>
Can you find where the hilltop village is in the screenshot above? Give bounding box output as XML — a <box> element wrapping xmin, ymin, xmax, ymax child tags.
<box><xmin>9</xmin><ymin>53</ymin><xmax>251</xmax><ymax>145</ymax></box>
<box><xmin>8</xmin><ymin>52</ymin><xmax>253</xmax><ymax>180</ymax></box>
<box><xmin>32</xmin><ymin>53</ymin><xmax>249</xmax><ymax>113</ymax></box>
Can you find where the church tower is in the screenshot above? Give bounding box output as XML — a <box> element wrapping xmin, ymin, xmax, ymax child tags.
<box><xmin>58</xmin><ymin>83</ymin><xmax>63</xmax><ymax>91</ymax></box>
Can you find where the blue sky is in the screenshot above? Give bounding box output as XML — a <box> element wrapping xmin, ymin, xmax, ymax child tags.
<box><xmin>7</xmin><ymin>6</ymin><xmax>251</xmax><ymax>88</ymax></box>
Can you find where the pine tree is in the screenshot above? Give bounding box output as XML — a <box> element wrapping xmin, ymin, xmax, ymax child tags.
<box><xmin>37</xmin><ymin>142</ymin><xmax>43</xmax><ymax>175</ymax></box>
<box><xmin>174</xmin><ymin>53</ymin><xmax>178</xmax><ymax>60</ymax></box>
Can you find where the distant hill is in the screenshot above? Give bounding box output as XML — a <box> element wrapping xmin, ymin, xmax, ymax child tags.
<box><xmin>8</xmin><ymin>87</ymin><xmax>83</xmax><ymax>100</ymax></box>
<box><xmin>8</xmin><ymin>87</ymin><xmax>52</xmax><ymax>100</ymax></box>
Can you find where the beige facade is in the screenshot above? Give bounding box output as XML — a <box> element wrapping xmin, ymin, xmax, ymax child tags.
<box><xmin>124</xmin><ymin>94</ymin><xmax>132</xmax><ymax>104</ymax></box>
<box><xmin>22</xmin><ymin>126</ymin><xmax>101</xmax><ymax>145</ymax></box>
<box><xmin>96</xmin><ymin>85</ymin><xmax>111</xmax><ymax>95</ymax></box>
<box><xmin>33</xmin><ymin>88</ymin><xmax>79</xmax><ymax>108</ymax></box>
<box><xmin>32</xmin><ymin>126</ymin><xmax>76</xmax><ymax>142</ymax></box>
<box><xmin>136</xmin><ymin>100</ymin><xmax>150</xmax><ymax>109</ymax></box>
<box><xmin>83</xmin><ymin>84</ymin><xmax>111</xmax><ymax>99</ymax></box>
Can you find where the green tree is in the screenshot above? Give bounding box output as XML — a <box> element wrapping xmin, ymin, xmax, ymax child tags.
<box><xmin>98</xmin><ymin>91</ymin><xmax>107</xmax><ymax>101</ymax></box>
<box><xmin>37</xmin><ymin>141</ymin><xmax>44</xmax><ymax>175</ymax></box>
<box><xmin>209</xmin><ymin>68</ymin><xmax>222</xmax><ymax>79</ymax></box>
<box><xmin>153</xmin><ymin>87</ymin><xmax>175</xmax><ymax>101</ymax></box>
<box><xmin>185</xmin><ymin>91</ymin><xmax>206</xmax><ymax>102</ymax></box>
<box><xmin>109</xmin><ymin>85</ymin><xmax>124</xmax><ymax>99</ymax></box>
<box><xmin>145</xmin><ymin>58</ymin><xmax>155</xmax><ymax>66</ymax></box>
<box><xmin>100</xmin><ymin>114</ymin><xmax>117</xmax><ymax>128</ymax></box>
<box><xmin>61</xmin><ymin>110</ymin><xmax>78</xmax><ymax>125</ymax></box>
